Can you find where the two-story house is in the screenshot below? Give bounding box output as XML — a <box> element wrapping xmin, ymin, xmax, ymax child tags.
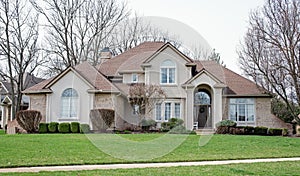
<box><xmin>23</xmin><ymin>42</ymin><xmax>290</xmax><ymax>131</ymax></box>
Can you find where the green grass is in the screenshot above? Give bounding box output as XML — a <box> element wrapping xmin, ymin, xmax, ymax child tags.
<box><xmin>2</xmin><ymin>161</ymin><xmax>300</xmax><ymax>176</ymax></box>
<box><xmin>0</xmin><ymin>133</ymin><xmax>300</xmax><ymax>168</ymax></box>
<box><xmin>0</xmin><ymin>130</ymin><xmax>5</xmax><ymax>135</ymax></box>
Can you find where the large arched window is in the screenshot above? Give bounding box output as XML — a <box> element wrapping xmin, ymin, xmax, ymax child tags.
<box><xmin>160</xmin><ymin>60</ymin><xmax>176</xmax><ymax>84</ymax></box>
<box><xmin>60</xmin><ymin>88</ymin><xmax>79</xmax><ymax>119</ymax></box>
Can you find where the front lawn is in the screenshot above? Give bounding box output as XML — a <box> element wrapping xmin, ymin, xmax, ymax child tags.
<box><xmin>0</xmin><ymin>130</ymin><xmax>4</xmax><ymax>135</ymax></box>
<box><xmin>0</xmin><ymin>134</ymin><xmax>300</xmax><ymax>168</ymax></box>
<box><xmin>2</xmin><ymin>161</ymin><xmax>300</xmax><ymax>176</ymax></box>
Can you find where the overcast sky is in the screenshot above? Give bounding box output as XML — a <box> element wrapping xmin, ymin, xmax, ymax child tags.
<box><xmin>127</xmin><ymin>0</ymin><xmax>265</xmax><ymax>73</ymax></box>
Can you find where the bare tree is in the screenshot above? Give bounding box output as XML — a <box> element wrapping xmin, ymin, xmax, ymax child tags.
<box><xmin>238</xmin><ymin>0</ymin><xmax>300</xmax><ymax>122</ymax></box>
<box><xmin>31</xmin><ymin>0</ymin><xmax>129</xmax><ymax>75</ymax></box>
<box><xmin>128</xmin><ymin>83</ymin><xmax>166</xmax><ymax>125</ymax></box>
<box><xmin>0</xmin><ymin>0</ymin><xmax>41</xmax><ymax>119</ymax></box>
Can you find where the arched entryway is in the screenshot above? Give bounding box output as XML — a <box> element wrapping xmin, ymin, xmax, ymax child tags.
<box><xmin>194</xmin><ymin>85</ymin><xmax>213</xmax><ymax>128</ymax></box>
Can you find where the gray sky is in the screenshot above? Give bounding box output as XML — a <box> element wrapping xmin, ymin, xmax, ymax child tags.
<box><xmin>127</xmin><ymin>0</ymin><xmax>265</xmax><ymax>73</ymax></box>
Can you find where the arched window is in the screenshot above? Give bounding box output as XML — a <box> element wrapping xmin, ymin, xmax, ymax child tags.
<box><xmin>194</xmin><ymin>91</ymin><xmax>211</xmax><ymax>105</ymax></box>
<box><xmin>160</xmin><ymin>60</ymin><xmax>176</xmax><ymax>84</ymax></box>
<box><xmin>61</xmin><ymin>88</ymin><xmax>79</xmax><ymax>119</ymax></box>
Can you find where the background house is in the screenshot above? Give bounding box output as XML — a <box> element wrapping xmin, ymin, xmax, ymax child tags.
<box><xmin>23</xmin><ymin>42</ymin><xmax>291</xmax><ymax>131</ymax></box>
<box><xmin>0</xmin><ymin>73</ymin><xmax>44</xmax><ymax>129</ymax></box>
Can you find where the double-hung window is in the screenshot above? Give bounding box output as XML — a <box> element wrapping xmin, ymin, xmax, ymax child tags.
<box><xmin>155</xmin><ymin>102</ymin><xmax>181</xmax><ymax>121</ymax></box>
<box><xmin>160</xmin><ymin>60</ymin><xmax>176</xmax><ymax>84</ymax></box>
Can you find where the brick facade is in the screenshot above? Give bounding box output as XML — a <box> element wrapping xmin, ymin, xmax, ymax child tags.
<box><xmin>29</xmin><ymin>94</ymin><xmax>47</xmax><ymax>122</ymax></box>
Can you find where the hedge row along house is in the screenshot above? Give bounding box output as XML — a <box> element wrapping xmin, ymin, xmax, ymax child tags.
<box><xmin>23</xmin><ymin>42</ymin><xmax>291</xmax><ymax>132</ymax></box>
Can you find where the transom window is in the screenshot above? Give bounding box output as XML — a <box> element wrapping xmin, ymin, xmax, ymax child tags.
<box><xmin>60</xmin><ymin>88</ymin><xmax>79</xmax><ymax>119</ymax></box>
<box><xmin>160</xmin><ymin>60</ymin><xmax>176</xmax><ymax>84</ymax></box>
<box><xmin>229</xmin><ymin>98</ymin><xmax>255</xmax><ymax>123</ymax></box>
<box><xmin>194</xmin><ymin>91</ymin><xmax>211</xmax><ymax>105</ymax></box>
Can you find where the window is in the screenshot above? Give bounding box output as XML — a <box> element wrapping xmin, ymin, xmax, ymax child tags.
<box><xmin>175</xmin><ymin>103</ymin><xmax>181</xmax><ymax>118</ymax></box>
<box><xmin>61</xmin><ymin>88</ymin><xmax>79</xmax><ymax>119</ymax></box>
<box><xmin>155</xmin><ymin>103</ymin><xmax>162</xmax><ymax>121</ymax></box>
<box><xmin>229</xmin><ymin>98</ymin><xmax>255</xmax><ymax>123</ymax></box>
<box><xmin>164</xmin><ymin>102</ymin><xmax>171</xmax><ymax>121</ymax></box>
<box><xmin>132</xmin><ymin>74</ymin><xmax>138</xmax><ymax>83</ymax></box>
<box><xmin>155</xmin><ymin>102</ymin><xmax>181</xmax><ymax>121</ymax></box>
<box><xmin>160</xmin><ymin>60</ymin><xmax>176</xmax><ymax>84</ymax></box>
<box><xmin>133</xmin><ymin>104</ymin><xmax>140</xmax><ymax>115</ymax></box>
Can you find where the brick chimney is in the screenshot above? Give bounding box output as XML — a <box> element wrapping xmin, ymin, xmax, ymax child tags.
<box><xmin>100</xmin><ymin>47</ymin><xmax>112</xmax><ymax>63</ymax></box>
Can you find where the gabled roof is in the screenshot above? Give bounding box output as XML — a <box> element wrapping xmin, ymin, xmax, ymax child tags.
<box><xmin>24</xmin><ymin>62</ymin><xmax>118</xmax><ymax>94</ymax></box>
<box><xmin>98</xmin><ymin>42</ymin><xmax>165</xmax><ymax>76</ymax></box>
<box><xmin>193</xmin><ymin>60</ymin><xmax>269</xmax><ymax>96</ymax></box>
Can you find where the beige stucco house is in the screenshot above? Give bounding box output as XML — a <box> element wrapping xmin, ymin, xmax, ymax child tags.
<box><xmin>23</xmin><ymin>42</ymin><xmax>290</xmax><ymax>131</ymax></box>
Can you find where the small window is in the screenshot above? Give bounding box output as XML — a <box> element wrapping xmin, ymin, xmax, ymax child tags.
<box><xmin>133</xmin><ymin>104</ymin><xmax>140</xmax><ymax>115</ymax></box>
<box><xmin>132</xmin><ymin>74</ymin><xmax>138</xmax><ymax>83</ymax></box>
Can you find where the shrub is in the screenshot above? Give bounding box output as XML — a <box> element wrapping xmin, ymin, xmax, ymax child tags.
<box><xmin>58</xmin><ymin>123</ymin><xmax>70</xmax><ymax>133</ymax></box>
<box><xmin>216</xmin><ymin>120</ymin><xmax>237</xmax><ymax>127</ymax></box>
<box><xmin>48</xmin><ymin>122</ymin><xmax>59</xmax><ymax>133</ymax></box>
<box><xmin>282</xmin><ymin>128</ymin><xmax>288</xmax><ymax>136</ymax></box>
<box><xmin>70</xmin><ymin>122</ymin><xmax>80</xmax><ymax>133</ymax></box>
<box><xmin>229</xmin><ymin>126</ymin><xmax>245</xmax><ymax>135</ymax></box>
<box><xmin>90</xmin><ymin>109</ymin><xmax>114</xmax><ymax>131</ymax></box>
<box><xmin>215</xmin><ymin>120</ymin><xmax>237</xmax><ymax>134</ymax></box>
<box><xmin>141</xmin><ymin>119</ymin><xmax>156</xmax><ymax>131</ymax></box>
<box><xmin>268</xmin><ymin>128</ymin><xmax>283</xmax><ymax>136</ymax></box>
<box><xmin>161</xmin><ymin>118</ymin><xmax>184</xmax><ymax>132</ymax></box>
<box><xmin>38</xmin><ymin>123</ymin><xmax>49</xmax><ymax>133</ymax></box>
<box><xmin>16</xmin><ymin>110</ymin><xmax>42</xmax><ymax>133</ymax></box>
<box><xmin>124</xmin><ymin>130</ymin><xmax>132</xmax><ymax>134</ymax></box>
<box><xmin>244</xmin><ymin>126</ymin><xmax>255</xmax><ymax>135</ymax></box>
<box><xmin>80</xmin><ymin>124</ymin><xmax>90</xmax><ymax>133</ymax></box>
<box><xmin>169</xmin><ymin>125</ymin><xmax>193</xmax><ymax>134</ymax></box>
<box><xmin>254</xmin><ymin>126</ymin><xmax>268</xmax><ymax>135</ymax></box>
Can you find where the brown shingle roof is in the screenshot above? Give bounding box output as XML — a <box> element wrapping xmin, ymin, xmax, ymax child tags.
<box><xmin>194</xmin><ymin>60</ymin><xmax>268</xmax><ymax>96</ymax></box>
<box><xmin>98</xmin><ymin>42</ymin><xmax>165</xmax><ymax>76</ymax></box>
<box><xmin>74</xmin><ymin>62</ymin><xmax>118</xmax><ymax>92</ymax></box>
<box><xmin>23</xmin><ymin>78</ymin><xmax>54</xmax><ymax>93</ymax></box>
<box><xmin>24</xmin><ymin>62</ymin><xmax>119</xmax><ymax>93</ymax></box>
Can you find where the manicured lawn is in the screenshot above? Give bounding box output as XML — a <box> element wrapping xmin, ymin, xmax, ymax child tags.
<box><xmin>2</xmin><ymin>161</ymin><xmax>300</xmax><ymax>176</ymax></box>
<box><xmin>0</xmin><ymin>133</ymin><xmax>300</xmax><ymax>168</ymax></box>
<box><xmin>0</xmin><ymin>130</ymin><xmax>5</xmax><ymax>135</ymax></box>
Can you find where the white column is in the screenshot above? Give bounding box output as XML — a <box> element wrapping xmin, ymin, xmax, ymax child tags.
<box><xmin>185</xmin><ymin>87</ymin><xmax>194</xmax><ymax>130</ymax></box>
<box><xmin>213</xmin><ymin>88</ymin><xmax>223</xmax><ymax>128</ymax></box>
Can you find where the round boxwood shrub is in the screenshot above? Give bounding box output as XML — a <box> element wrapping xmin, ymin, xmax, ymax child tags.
<box><xmin>48</xmin><ymin>122</ymin><xmax>59</xmax><ymax>133</ymax></box>
<box><xmin>38</xmin><ymin>123</ymin><xmax>49</xmax><ymax>133</ymax></box>
<box><xmin>58</xmin><ymin>123</ymin><xmax>70</xmax><ymax>133</ymax></box>
<box><xmin>70</xmin><ymin>122</ymin><xmax>80</xmax><ymax>133</ymax></box>
<box><xmin>80</xmin><ymin>124</ymin><xmax>90</xmax><ymax>133</ymax></box>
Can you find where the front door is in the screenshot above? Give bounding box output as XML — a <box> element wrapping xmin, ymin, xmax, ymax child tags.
<box><xmin>198</xmin><ymin>105</ymin><xmax>211</xmax><ymax>128</ymax></box>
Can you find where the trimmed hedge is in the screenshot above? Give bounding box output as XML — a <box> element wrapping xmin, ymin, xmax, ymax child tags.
<box><xmin>70</xmin><ymin>122</ymin><xmax>80</xmax><ymax>133</ymax></box>
<box><xmin>48</xmin><ymin>122</ymin><xmax>59</xmax><ymax>133</ymax></box>
<box><xmin>254</xmin><ymin>126</ymin><xmax>268</xmax><ymax>135</ymax></box>
<box><xmin>58</xmin><ymin>123</ymin><xmax>70</xmax><ymax>133</ymax></box>
<box><xmin>268</xmin><ymin>128</ymin><xmax>283</xmax><ymax>136</ymax></box>
<box><xmin>80</xmin><ymin>124</ymin><xmax>90</xmax><ymax>133</ymax></box>
<box><xmin>38</xmin><ymin>123</ymin><xmax>49</xmax><ymax>133</ymax></box>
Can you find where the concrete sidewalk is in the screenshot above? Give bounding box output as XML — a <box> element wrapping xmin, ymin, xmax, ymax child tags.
<box><xmin>1</xmin><ymin>157</ymin><xmax>300</xmax><ymax>173</ymax></box>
